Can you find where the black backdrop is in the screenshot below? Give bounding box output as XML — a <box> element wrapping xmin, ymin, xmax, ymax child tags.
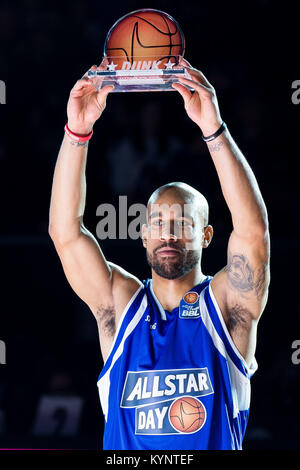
<box><xmin>0</xmin><ymin>0</ymin><xmax>299</xmax><ymax>450</ymax></box>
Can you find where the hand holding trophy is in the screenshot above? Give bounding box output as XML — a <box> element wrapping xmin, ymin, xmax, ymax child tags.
<box><xmin>88</xmin><ymin>9</ymin><xmax>193</xmax><ymax>93</ymax></box>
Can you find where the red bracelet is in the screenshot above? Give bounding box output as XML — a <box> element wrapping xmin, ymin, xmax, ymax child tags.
<box><xmin>64</xmin><ymin>123</ymin><xmax>93</xmax><ymax>142</ymax></box>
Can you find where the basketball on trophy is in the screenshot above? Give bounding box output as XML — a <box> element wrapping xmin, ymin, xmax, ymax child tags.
<box><xmin>104</xmin><ymin>9</ymin><xmax>186</xmax><ymax>70</ymax></box>
<box><xmin>88</xmin><ymin>8</ymin><xmax>191</xmax><ymax>92</ymax></box>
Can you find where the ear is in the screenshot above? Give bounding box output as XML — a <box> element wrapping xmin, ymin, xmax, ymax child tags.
<box><xmin>202</xmin><ymin>225</ymin><xmax>213</xmax><ymax>248</ymax></box>
<box><xmin>141</xmin><ymin>224</ymin><xmax>148</xmax><ymax>248</ymax></box>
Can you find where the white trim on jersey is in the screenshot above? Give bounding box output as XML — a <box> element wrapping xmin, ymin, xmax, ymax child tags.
<box><xmin>149</xmin><ymin>280</ymin><xmax>167</xmax><ymax>321</ymax></box>
<box><xmin>199</xmin><ymin>289</ymin><xmax>252</xmax><ymax>417</ymax></box>
<box><xmin>225</xmin><ymin>404</ymin><xmax>236</xmax><ymax>449</ymax></box>
<box><xmin>97</xmin><ymin>293</ymin><xmax>148</xmax><ymax>421</ymax></box>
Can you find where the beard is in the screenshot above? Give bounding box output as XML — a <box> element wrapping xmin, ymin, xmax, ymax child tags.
<box><xmin>146</xmin><ymin>243</ymin><xmax>200</xmax><ymax>280</ymax></box>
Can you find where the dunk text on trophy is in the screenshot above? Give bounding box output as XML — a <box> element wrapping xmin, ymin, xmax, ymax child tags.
<box><xmin>88</xmin><ymin>9</ymin><xmax>192</xmax><ymax>92</ymax></box>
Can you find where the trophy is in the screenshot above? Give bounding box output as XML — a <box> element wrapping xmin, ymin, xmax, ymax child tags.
<box><xmin>88</xmin><ymin>9</ymin><xmax>193</xmax><ymax>93</ymax></box>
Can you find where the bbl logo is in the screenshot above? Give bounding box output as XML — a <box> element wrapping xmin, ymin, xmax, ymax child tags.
<box><xmin>120</xmin><ymin>368</ymin><xmax>213</xmax><ymax>435</ymax></box>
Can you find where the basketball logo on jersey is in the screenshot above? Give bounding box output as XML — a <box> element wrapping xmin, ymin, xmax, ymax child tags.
<box><xmin>179</xmin><ymin>292</ymin><xmax>201</xmax><ymax>319</ymax></box>
<box><xmin>120</xmin><ymin>368</ymin><xmax>213</xmax><ymax>435</ymax></box>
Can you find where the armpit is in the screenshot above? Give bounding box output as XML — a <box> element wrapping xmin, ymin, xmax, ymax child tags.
<box><xmin>96</xmin><ymin>305</ymin><xmax>116</xmax><ymax>337</ymax></box>
<box><xmin>227</xmin><ymin>303</ymin><xmax>252</xmax><ymax>334</ymax></box>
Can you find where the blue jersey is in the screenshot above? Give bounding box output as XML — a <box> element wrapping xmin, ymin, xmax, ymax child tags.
<box><xmin>97</xmin><ymin>276</ymin><xmax>257</xmax><ymax>450</ymax></box>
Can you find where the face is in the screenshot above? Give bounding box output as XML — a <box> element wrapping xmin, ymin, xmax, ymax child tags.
<box><xmin>142</xmin><ymin>191</ymin><xmax>212</xmax><ymax>280</ymax></box>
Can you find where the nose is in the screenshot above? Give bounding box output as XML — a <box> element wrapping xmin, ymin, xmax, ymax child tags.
<box><xmin>160</xmin><ymin>228</ymin><xmax>178</xmax><ymax>242</ymax></box>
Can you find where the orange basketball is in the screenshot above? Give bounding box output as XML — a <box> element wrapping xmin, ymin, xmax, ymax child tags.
<box><xmin>184</xmin><ymin>292</ymin><xmax>198</xmax><ymax>304</ymax></box>
<box><xmin>104</xmin><ymin>9</ymin><xmax>185</xmax><ymax>69</ymax></box>
<box><xmin>169</xmin><ymin>396</ymin><xmax>206</xmax><ymax>433</ymax></box>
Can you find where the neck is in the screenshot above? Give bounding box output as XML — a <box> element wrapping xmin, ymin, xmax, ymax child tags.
<box><xmin>151</xmin><ymin>264</ymin><xmax>205</xmax><ymax>312</ymax></box>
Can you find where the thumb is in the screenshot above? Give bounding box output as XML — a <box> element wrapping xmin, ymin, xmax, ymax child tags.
<box><xmin>97</xmin><ymin>84</ymin><xmax>114</xmax><ymax>101</ymax></box>
<box><xmin>172</xmin><ymin>82</ymin><xmax>192</xmax><ymax>108</ymax></box>
<box><xmin>96</xmin><ymin>85</ymin><xmax>114</xmax><ymax>112</ymax></box>
<box><xmin>97</xmin><ymin>85</ymin><xmax>115</xmax><ymax>105</ymax></box>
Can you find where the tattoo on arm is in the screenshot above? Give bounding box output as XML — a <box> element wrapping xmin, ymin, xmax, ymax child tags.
<box><xmin>207</xmin><ymin>141</ymin><xmax>224</xmax><ymax>152</ymax></box>
<box><xmin>226</xmin><ymin>251</ymin><xmax>267</xmax><ymax>301</ymax></box>
<box><xmin>96</xmin><ymin>305</ymin><xmax>116</xmax><ymax>337</ymax></box>
<box><xmin>69</xmin><ymin>140</ymin><xmax>89</xmax><ymax>148</ymax></box>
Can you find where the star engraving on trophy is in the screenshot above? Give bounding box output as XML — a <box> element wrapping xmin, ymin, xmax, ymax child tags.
<box><xmin>165</xmin><ymin>59</ymin><xmax>175</xmax><ymax>70</ymax></box>
<box><xmin>107</xmin><ymin>61</ymin><xmax>117</xmax><ymax>71</ymax></box>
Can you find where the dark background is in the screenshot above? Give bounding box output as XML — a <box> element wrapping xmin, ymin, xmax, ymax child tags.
<box><xmin>0</xmin><ymin>0</ymin><xmax>299</xmax><ymax>450</ymax></box>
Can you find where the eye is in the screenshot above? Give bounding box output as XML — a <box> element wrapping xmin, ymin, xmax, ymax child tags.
<box><xmin>153</xmin><ymin>219</ymin><xmax>163</xmax><ymax>226</ymax></box>
<box><xmin>177</xmin><ymin>220</ymin><xmax>192</xmax><ymax>227</ymax></box>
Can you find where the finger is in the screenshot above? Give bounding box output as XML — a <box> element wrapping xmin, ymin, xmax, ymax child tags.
<box><xmin>172</xmin><ymin>60</ymin><xmax>211</xmax><ymax>90</ymax></box>
<box><xmin>172</xmin><ymin>82</ymin><xmax>193</xmax><ymax>107</ymax></box>
<box><xmin>178</xmin><ymin>57</ymin><xmax>213</xmax><ymax>89</ymax></box>
<box><xmin>72</xmin><ymin>77</ymin><xmax>94</xmax><ymax>91</ymax></box>
<box><xmin>173</xmin><ymin>61</ymin><xmax>184</xmax><ymax>70</ymax></box>
<box><xmin>98</xmin><ymin>56</ymin><xmax>109</xmax><ymax>69</ymax></box>
<box><xmin>179</xmin><ymin>57</ymin><xmax>192</xmax><ymax>68</ymax></box>
<box><xmin>181</xmin><ymin>65</ymin><xmax>213</xmax><ymax>89</ymax></box>
<box><xmin>176</xmin><ymin>76</ymin><xmax>212</xmax><ymax>95</ymax></box>
<box><xmin>97</xmin><ymin>84</ymin><xmax>114</xmax><ymax>100</ymax></box>
<box><xmin>82</xmin><ymin>64</ymin><xmax>98</xmax><ymax>79</ymax></box>
<box><xmin>93</xmin><ymin>58</ymin><xmax>110</xmax><ymax>88</ymax></box>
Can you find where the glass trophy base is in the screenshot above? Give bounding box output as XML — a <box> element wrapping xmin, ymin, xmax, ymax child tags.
<box><xmin>87</xmin><ymin>68</ymin><xmax>193</xmax><ymax>93</ymax></box>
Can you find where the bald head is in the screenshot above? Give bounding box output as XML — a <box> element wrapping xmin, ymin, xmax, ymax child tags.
<box><xmin>147</xmin><ymin>182</ymin><xmax>209</xmax><ymax>227</ymax></box>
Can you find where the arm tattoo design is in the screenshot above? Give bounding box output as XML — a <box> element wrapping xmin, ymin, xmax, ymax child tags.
<box><xmin>69</xmin><ymin>140</ymin><xmax>89</xmax><ymax>148</ymax></box>
<box><xmin>226</xmin><ymin>251</ymin><xmax>267</xmax><ymax>301</ymax></box>
<box><xmin>207</xmin><ymin>141</ymin><xmax>224</xmax><ymax>152</ymax></box>
<box><xmin>96</xmin><ymin>305</ymin><xmax>116</xmax><ymax>337</ymax></box>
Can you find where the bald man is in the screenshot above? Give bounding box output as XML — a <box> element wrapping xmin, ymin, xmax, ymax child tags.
<box><xmin>49</xmin><ymin>59</ymin><xmax>270</xmax><ymax>450</ymax></box>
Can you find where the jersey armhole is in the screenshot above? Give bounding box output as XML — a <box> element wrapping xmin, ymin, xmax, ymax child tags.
<box><xmin>208</xmin><ymin>283</ymin><xmax>258</xmax><ymax>377</ymax></box>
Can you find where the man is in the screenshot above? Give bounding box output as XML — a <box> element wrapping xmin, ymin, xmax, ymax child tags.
<box><xmin>49</xmin><ymin>58</ymin><xmax>270</xmax><ymax>450</ymax></box>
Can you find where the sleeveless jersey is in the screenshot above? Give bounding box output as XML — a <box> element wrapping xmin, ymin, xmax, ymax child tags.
<box><xmin>97</xmin><ymin>276</ymin><xmax>257</xmax><ymax>450</ymax></box>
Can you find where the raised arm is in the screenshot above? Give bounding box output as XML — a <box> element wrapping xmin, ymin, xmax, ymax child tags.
<box><xmin>172</xmin><ymin>59</ymin><xmax>270</xmax><ymax>365</ymax></box>
<box><xmin>49</xmin><ymin>63</ymin><xmax>141</xmax><ymax>360</ymax></box>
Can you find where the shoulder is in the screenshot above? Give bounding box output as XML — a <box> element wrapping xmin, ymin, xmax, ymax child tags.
<box><xmin>108</xmin><ymin>261</ymin><xmax>142</xmax><ymax>286</ymax></box>
<box><xmin>108</xmin><ymin>262</ymin><xmax>143</xmax><ymax>317</ymax></box>
<box><xmin>209</xmin><ymin>269</ymin><xmax>228</xmax><ymax>316</ymax></box>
